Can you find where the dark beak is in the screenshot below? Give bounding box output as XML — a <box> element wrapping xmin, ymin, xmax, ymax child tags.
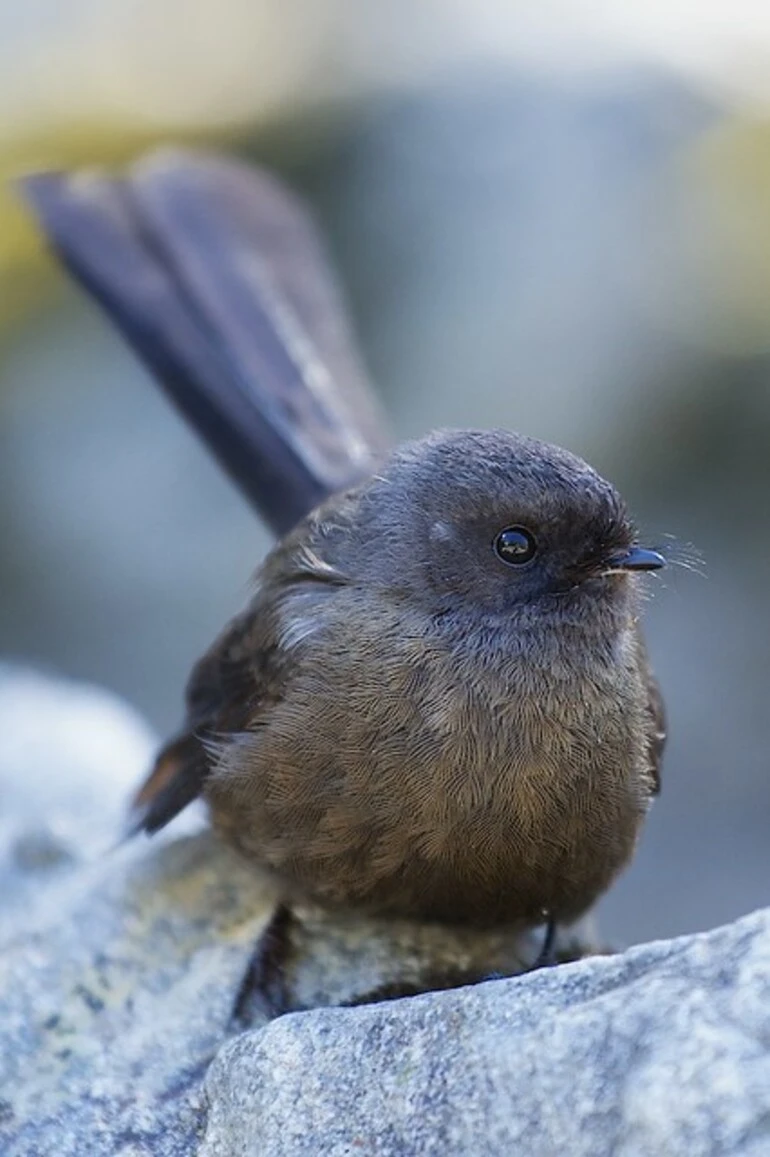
<box><xmin>605</xmin><ymin>546</ymin><xmax>666</xmax><ymax>573</ymax></box>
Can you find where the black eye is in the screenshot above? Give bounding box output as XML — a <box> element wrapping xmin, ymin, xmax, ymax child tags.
<box><xmin>494</xmin><ymin>526</ymin><xmax>537</xmax><ymax>566</ymax></box>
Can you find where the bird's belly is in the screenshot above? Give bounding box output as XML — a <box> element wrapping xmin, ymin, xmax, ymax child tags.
<box><xmin>208</xmin><ymin>633</ymin><xmax>652</xmax><ymax>927</ymax></box>
<box><xmin>361</xmin><ymin>763</ymin><xmax>643</xmax><ymax>925</ymax></box>
<box><xmin>211</xmin><ymin>729</ymin><xmax>647</xmax><ymax>928</ymax></box>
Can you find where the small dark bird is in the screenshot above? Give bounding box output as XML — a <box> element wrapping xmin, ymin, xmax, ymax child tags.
<box><xmin>135</xmin><ymin>427</ymin><xmax>664</xmax><ymax>930</ymax></box>
<box><xmin>21</xmin><ymin>151</ymin><xmax>665</xmax><ymax>979</ymax></box>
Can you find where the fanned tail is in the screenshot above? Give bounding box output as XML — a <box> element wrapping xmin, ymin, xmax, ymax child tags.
<box><xmin>20</xmin><ymin>148</ymin><xmax>391</xmax><ymax>535</ymax></box>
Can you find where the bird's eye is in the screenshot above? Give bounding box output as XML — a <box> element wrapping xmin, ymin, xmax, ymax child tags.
<box><xmin>494</xmin><ymin>526</ymin><xmax>537</xmax><ymax>566</ymax></box>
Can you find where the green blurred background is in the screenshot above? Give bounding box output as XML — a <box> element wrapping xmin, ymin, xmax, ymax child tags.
<box><xmin>2</xmin><ymin>0</ymin><xmax>770</xmax><ymax>946</ymax></box>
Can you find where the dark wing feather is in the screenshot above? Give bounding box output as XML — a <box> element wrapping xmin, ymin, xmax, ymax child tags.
<box><xmin>129</xmin><ymin>535</ymin><xmax>349</xmax><ymax>834</ymax></box>
<box><xmin>127</xmin><ymin>607</ymin><xmax>272</xmax><ymax>835</ymax></box>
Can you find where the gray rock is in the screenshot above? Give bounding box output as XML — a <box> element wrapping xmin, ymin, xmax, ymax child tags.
<box><xmin>0</xmin><ymin>667</ymin><xmax>272</xmax><ymax>1156</ymax></box>
<box><xmin>201</xmin><ymin>908</ymin><xmax>770</xmax><ymax>1157</ymax></box>
<box><xmin>0</xmin><ymin>664</ymin><xmax>158</xmax><ymax>932</ymax></box>
<box><xmin>0</xmin><ymin>829</ymin><xmax>277</xmax><ymax>1157</ymax></box>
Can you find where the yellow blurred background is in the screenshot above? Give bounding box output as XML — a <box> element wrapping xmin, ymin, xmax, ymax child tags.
<box><xmin>2</xmin><ymin>0</ymin><xmax>770</xmax><ymax>947</ymax></box>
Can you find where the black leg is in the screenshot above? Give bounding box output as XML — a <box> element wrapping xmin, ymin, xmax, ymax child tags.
<box><xmin>231</xmin><ymin>903</ymin><xmax>296</xmax><ymax>1025</ymax></box>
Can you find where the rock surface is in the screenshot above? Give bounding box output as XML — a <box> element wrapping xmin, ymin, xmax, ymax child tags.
<box><xmin>1</xmin><ymin>667</ymin><xmax>768</xmax><ymax>1157</ymax></box>
<box><xmin>0</xmin><ymin>832</ymin><xmax>274</xmax><ymax>1157</ymax></box>
<box><xmin>202</xmin><ymin>908</ymin><xmax>770</xmax><ymax>1157</ymax></box>
<box><xmin>0</xmin><ymin>664</ymin><xmax>158</xmax><ymax>934</ymax></box>
<box><xmin>0</xmin><ymin>667</ymin><xmax>272</xmax><ymax>1156</ymax></box>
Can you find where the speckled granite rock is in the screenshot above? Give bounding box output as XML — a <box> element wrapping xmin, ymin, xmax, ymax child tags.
<box><xmin>201</xmin><ymin>907</ymin><xmax>770</xmax><ymax>1157</ymax></box>
<box><xmin>0</xmin><ymin>831</ymin><xmax>275</xmax><ymax>1157</ymax></box>
<box><xmin>0</xmin><ymin>664</ymin><xmax>158</xmax><ymax>933</ymax></box>
<box><xmin>0</xmin><ymin>668</ymin><xmax>273</xmax><ymax>1156</ymax></box>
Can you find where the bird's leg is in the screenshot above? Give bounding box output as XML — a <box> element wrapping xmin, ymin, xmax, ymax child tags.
<box><xmin>231</xmin><ymin>902</ymin><xmax>297</xmax><ymax>1025</ymax></box>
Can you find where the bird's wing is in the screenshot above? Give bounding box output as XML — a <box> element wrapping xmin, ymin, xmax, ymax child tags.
<box><xmin>128</xmin><ymin>536</ymin><xmax>347</xmax><ymax>835</ymax></box>
<box><xmin>127</xmin><ymin>607</ymin><xmax>276</xmax><ymax>835</ymax></box>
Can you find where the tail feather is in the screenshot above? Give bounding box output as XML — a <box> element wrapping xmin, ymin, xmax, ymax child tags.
<box><xmin>19</xmin><ymin>149</ymin><xmax>391</xmax><ymax>535</ymax></box>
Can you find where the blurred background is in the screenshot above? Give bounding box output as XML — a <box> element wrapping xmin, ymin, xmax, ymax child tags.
<box><xmin>1</xmin><ymin>0</ymin><xmax>769</xmax><ymax>946</ymax></box>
